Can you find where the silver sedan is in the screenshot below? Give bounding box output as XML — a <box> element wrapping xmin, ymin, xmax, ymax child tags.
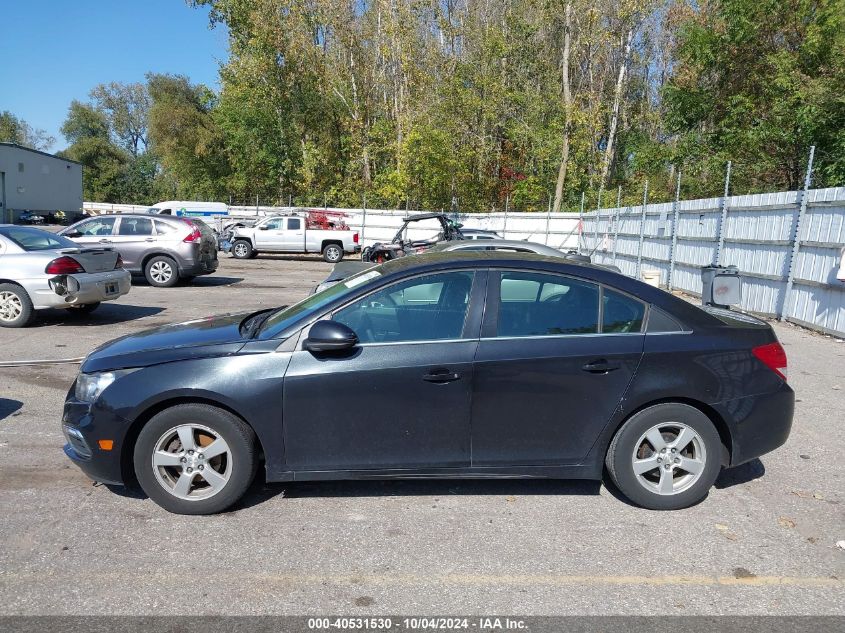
<box><xmin>0</xmin><ymin>225</ymin><xmax>131</xmax><ymax>328</ymax></box>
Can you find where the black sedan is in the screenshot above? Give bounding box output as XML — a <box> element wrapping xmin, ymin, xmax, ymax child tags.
<box><xmin>62</xmin><ymin>252</ymin><xmax>794</xmax><ymax>514</ymax></box>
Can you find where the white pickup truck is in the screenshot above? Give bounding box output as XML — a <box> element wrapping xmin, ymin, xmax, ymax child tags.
<box><xmin>227</xmin><ymin>215</ymin><xmax>360</xmax><ymax>263</ymax></box>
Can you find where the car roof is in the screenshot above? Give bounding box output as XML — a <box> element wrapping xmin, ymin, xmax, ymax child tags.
<box><xmin>432</xmin><ymin>239</ymin><xmax>561</xmax><ymax>255</ymax></box>
<box><xmin>370</xmin><ymin>250</ymin><xmax>715</xmax><ymax>327</ymax></box>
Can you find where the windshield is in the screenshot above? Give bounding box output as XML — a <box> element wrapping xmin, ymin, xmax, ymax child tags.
<box><xmin>0</xmin><ymin>226</ymin><xmax>80</xmax><ymax>251</ymax></box>
<box><xmin>257</xmin><ymin>268</ymin><xmax>383</xmax><ymax>339</ymax></box>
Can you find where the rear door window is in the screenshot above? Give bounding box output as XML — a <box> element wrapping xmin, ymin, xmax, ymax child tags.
<box><xmin>496</xmin><ymin>271</ymin><xmax>600</xmax><ymax>337</ymax></box>
<box><xmin>117</xmin><ymin>217</ymin><xmax>153</xmax><ymax>236</ymax></box>
<box><xmin>288</xmin><ymin>218</ymin><xmax>301</xmax><ymax>230</ymax></box>
<box><xmin>602</xmin><ymin>288</ymin><xmax>646</xmax><ymax>333</ymax></box>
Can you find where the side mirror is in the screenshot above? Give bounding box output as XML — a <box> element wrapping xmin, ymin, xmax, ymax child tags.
<box><xmin>304</xmin><ymin>320</ymin><xmax>359</xmax><ymax>353</ymax></box>
<box><xmin>65</xmin><ymin>230</ymin><xmax>82</xmax><ymax>238</ymax></box>
<box><xmin>258</xmin><ymin>225</ymin><xmax>270</xmax><ymax>231</ymax></box>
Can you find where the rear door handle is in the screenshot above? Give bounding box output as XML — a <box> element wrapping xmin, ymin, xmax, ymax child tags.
<box><xmin>581</xmin><ymin>359</ymin><xmax>621</xmax><ymax>374</ymax></box>
<box><xmin>423</xmin><ymin>368</ymin><xmax>461</xmax><ymax>383</ymax></box>
<box><xmin>98</xmin><ymin>239</ymin><xmax>112</xmax><ymax>243</ymax></box>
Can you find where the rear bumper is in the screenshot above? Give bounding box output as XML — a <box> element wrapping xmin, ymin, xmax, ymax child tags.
<box><xmin>714</xmin><ymin>382</ymin><xmax>795</xmax><ymax>466</ymax></box>
<box><xmin>30</xmin><ymin>269</ymin><xmax>131</xmax><ymax>310</ymax></box>
<box><xmin>179</xmin><ymin>256</ymin><xmax>219</xmax><ymax>277</ymax></box>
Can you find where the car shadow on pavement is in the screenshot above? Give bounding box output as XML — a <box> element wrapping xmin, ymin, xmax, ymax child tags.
<box><xmin>235</xmin><ymin>477</ymin><xmax>602</xmax><ymax>510</ymax></box>
<box><xmin>0</xmin><ymin>398</ymin><xmax>23</xmax><ymax>422</ymax></box>
<box><xmin>182</xmin><ymin>276</ymin><xmax>244</xmax><ymax>287</ymax></box>
<box><xmin>35</xmin><ymin>305</ymin><xmax>165</xmax><ymax>327</ymax></box>
<box><xmin>714</xmin><ymin>459</ymin><xmax>765</xmax><ymax>489</ymax></box>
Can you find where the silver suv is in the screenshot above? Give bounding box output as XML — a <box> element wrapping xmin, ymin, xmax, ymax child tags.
<box><xmin>59</xmin><ymin>214</ymin><xmax>218</xmax><ymax>287</ymax></box>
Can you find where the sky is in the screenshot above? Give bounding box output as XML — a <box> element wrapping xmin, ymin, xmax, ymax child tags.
<box><xmin>0</xmin><ymin>0</ymin><xmax>228</xmax><ymax>152</ymax></box>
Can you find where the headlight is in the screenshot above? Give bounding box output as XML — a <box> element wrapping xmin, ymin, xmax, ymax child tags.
<box><xmin>74</xmin><ymin>369</ymin><xmax>137</xmax><ymax>403</ymax></box>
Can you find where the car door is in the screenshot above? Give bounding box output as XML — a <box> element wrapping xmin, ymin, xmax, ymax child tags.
<box><xmin>471</xmin><ymin>269</ymin><xmax>645</xmax><ymax>466</ymax></box>
<box><xmin>62</xmin><ymin>217</ymin><xmax>117</xmax><ymax>248</ymax></box>
<box><xmin>282</xmin><ymin>269</ymin><xmax>486</xmax><ymax>471</ymax></box>
<box><xmin>253</xmin><ymin>218</ymin><xmax>286</xmax><ymax>249</ymax></box>
<box><xmin>282</xmin><ymin>217</ymin><xmax>305</xmax><ymax>251</ymax></box>
<box><xmin>110</xmin><ymin>216</ymin><xmax>154</xmax><ymax>270</ymax></box>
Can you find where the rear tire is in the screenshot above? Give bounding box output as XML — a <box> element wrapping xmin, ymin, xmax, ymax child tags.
<box><xmin>231</xmin><ymin>240</ymin><xmax>253</xmax><ymax>259</ymax></box>
<box><xmin>0</xmin><ymin>283</ymin><xmax>35</xmax><ymax>328</ymax></box>
<box><xmin>144</xmin><ymin>256</ymin><xmax>179</xmax><ymax>288</ymax></box>
<box><xmin>322</xmin><ymin>243</ymin><xmax>344</xmax><ymax>263</ymax></box>
<box><xmin>133</xmin><ymin>404</ymin><xmax>258</xmax><ymax>515</ymax></box>
<box><xmin>605</xmin><ymin>403</ymin><xmax>722</xmax><ymax>510</ymax></box>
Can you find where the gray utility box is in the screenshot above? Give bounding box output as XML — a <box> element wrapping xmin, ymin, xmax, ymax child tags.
<box><xmin>701</xmin><ymin>265</ymin><xmax>742</xmax><ymax>308</ymax></box>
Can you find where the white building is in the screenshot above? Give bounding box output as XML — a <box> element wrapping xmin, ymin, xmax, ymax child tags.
<box><xmin>0</xmin><ymin>142</ymin><xmax>83</xmax><ymax>223</ymax></box>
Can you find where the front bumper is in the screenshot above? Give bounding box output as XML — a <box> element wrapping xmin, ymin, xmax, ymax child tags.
<box><xmin>30</xmin><ymin>269</ymin><xmax>131</xmax><ymax>310</ymax></box>
<box><xmin>62</xmin><ymin>395</ymin><xmax>131</xmax><ymax>485</ymax></box>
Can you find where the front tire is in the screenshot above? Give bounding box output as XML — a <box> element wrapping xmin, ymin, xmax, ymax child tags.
<box><xmin>231</xmin><ymin>240</ymin><xmax>253</xmax><ymax>259</ymax></box>
<box><xmin>322</xmin><ymin>243</ymin><xmax>343</xmax><ymax>263</ymax></box>
<box><xmin>133</xmin><ymin>404</ymin><xmax>258</xmax><ymax>515</ymax></box>
<box><xmin>605</xmin><ymin>403</ymin><xmax>722</xmax><ymax>510</ymax></box>
<box><xmin>0</xmin><ymin>283</ymin><xmax>35</xmax><ymax>328</ymax></box>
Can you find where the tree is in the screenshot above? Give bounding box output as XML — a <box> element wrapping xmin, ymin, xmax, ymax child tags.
<box><xmin>0</xmin><ymin>111</ymin><xmax>56</xmax><ymax>151</ymax></box>
<box><xmin>90</xmin><ymin>82</ymin><xmax>151</xmax><ymax>157</ymax></box>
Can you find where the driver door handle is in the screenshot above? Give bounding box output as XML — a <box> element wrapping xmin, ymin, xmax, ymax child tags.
<box><xmin>98</xmin><ymin>239</ymin><xmax>112</xmax><ymax>243</ymax></box>
<box><xmin>423</xmin><ymin>368</ymin><xmax>461</xmax><ymax>383</ymax></box>
<box><xmin>582</xmin><ymin>359</ymin><xmax>621</xmax><ymax>374</ymax></box>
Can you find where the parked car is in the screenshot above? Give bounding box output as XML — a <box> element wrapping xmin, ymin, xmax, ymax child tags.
<box><xmin>361</xmin><ymin>212</ymin><xmax>464</xmax><ymax>263</ymax></box>
<box><xmin>62</xmin><ymin>251</ymin><xmax>793</xmax><ymax>514</ymax></box>
<box><xmin>312</xmin><ymin>240</ymin><xmax>619</xmax><ymax>293</ymax></box>
<box><xmin>460</xmin><ymin>229</ymin><xmax>502</xmax><ymax>240</ymax></box>
<box><xmin>0</xmin><ymin>225</ymin><xmax>130</xmax><ymax>327</ymax></box>
<box><xmin>59</xmin><ymin>214</ymin><xmax>218</xmax><ymax>288</ymax></box>
<box><xmin>227</xmin><ymin>214</ymin><xmax>360</xmax><ymax>263</ymax></box>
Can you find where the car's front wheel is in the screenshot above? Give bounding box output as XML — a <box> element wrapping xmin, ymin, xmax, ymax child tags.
<box><xmin>133</xmin><ymin>404</ymin><xmax>258</xmax><ymax>515</ymax></box>
<box><xmin>605</xmin><ymin>403</ymin><xmax>722</xmax><ymax>510</ymax></box>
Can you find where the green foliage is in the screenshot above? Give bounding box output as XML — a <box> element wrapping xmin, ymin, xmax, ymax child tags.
<box><xmin>0</xmin><ymin>111</ymin><xmax>55</xmax><ymax>151</ymax></box>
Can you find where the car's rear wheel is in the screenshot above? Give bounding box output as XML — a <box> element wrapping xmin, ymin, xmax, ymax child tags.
<box><xmin>144</xmin><ymin>255</ymin><xmax>179</xmax><ymax>287</ymax></box>
<box><xmin>134</xmin><ymin>404</ymin><xmax>257</xmax><ymax>515</ymax></box>
<box><xmin>322</xmin><ymin>243</ymin><xmax>343</xmax><ymax>263</ymax></box>
<box><xmin>605</xmin><ymin>403</ymin><xmax>722</xmax><ymax>510</ymax></box>
<box><xmin>231</xmin><ymin>240</ymin><xmax>253</xmax><ymax>259</ymax></box>
<box><xmin>0</xmin><ymin>284</ymin><xmax>35</xmax><ymax>328</ymax></box>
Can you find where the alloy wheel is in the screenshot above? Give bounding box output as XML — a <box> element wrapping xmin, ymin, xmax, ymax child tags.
<box><xmin>233</xmin><ymin>242</ymin><xmax>248</xmax><ymax>258</ymax></box>
<box><xmin>325</xmin><ymin>246</ymin><xmax>341</xmax><ymax>262</ymax></box>
<box><xmin>631</xmin><ymin>422</ymin><xmax>707</xmax><ymax>495</ymax></box>
<box><xmin>0</xmin><ymin>291</ymin><xmax>23</xmax><ymax>323</ymax></box>
<box><xmin>150</xmin><ymin>261</ymin><xmax>173</xmax><ymax>284</ymax></box>
<box><xmin>151</xmin><ymin>424</ymin><xmax>232</xmax><ymax>500</ymax></box>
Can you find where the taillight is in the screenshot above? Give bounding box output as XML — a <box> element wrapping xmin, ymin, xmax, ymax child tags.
<box><xmin>45</xmin><ymin>256</ymin><xmax>84</xmax><ymax>275</ymax></box>
<box><xmin>114</xmin><ymin>255</ymin><xmax>124</xmax><ymax>270</ymax></box>
<box><xmin>353</xmin><ymin>232</ymin><xmax>359</xmax><ymax>244</ymax></box>
<box><xmin>752</xmin><ymin>342</ymin><xmax>787</xmax><ymax>381</ymax></box>
<box><xmin>182</xmin><ymin>222</ymin><xmax>202</xmax><ymax>243</ymax></box>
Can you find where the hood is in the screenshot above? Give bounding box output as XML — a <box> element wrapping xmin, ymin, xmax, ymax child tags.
<box><xmin>81</xmin><ymin>312</ymin><xmax>252</xmax><ymax>373</ymax></box>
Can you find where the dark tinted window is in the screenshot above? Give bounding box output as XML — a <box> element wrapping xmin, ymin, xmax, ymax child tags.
<box><xmin>602</xmin><ymin>288</ymin><xmax>646</xmax><ymax>333</ymax></box>
<box><xmin>334</xmin><ymin>271</ymin><xmax>474</xmax><ymax>344</ymax></box>
<box><xmin>497</xmin><ymin>271</ymin><xmax>599</xmax><ymax>337</ymax></box>
<box><xmin>288</xmin><ymin>218</ymin><xmax>301</xmax><ymax>230</ymax></box>
<box><xmin>646</xmin><ymin>306</ymin><xmax>685</xmax><ymax>333</ymax></box>
<box><xmin>118</xmin><ymin>217</ymin><xmax>153</xmax><ymax>236</ymax></box>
